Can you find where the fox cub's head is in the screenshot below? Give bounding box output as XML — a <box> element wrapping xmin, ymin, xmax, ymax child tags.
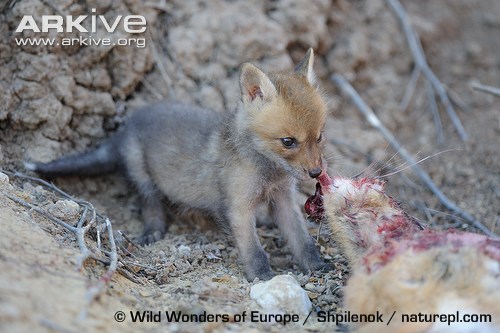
<box><xmin>239</xmin><ymin>48</ymin><xmax>328</xmax><ymax>181</ymax></box>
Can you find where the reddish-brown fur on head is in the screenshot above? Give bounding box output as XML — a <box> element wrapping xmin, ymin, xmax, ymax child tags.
<box><xmin>249</xmin><ymin>73</ymin><xmax>327</xmax><ymax>178</ymax></box>
<box><xmin>239</xmin><ymin>49</ymin><xmax>328</xmax><ymax>181</ymax></box>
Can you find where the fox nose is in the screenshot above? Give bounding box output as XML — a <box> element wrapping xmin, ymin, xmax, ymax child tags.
<box><xmin>308</xmin><ymin>167</ymin><xmax>322</xmax><ymax>179</ymax></box>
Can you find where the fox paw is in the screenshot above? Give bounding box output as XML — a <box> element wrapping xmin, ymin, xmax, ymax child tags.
<box><xmin>139</xmin><ymin>229</ymin><xmax>165</xmax><ymax>245</ymax></box>
<box><xmin>253</xmin><ymin>269</ymin><xmax>275</xmax><ymax>282</ymax></box>
<box><xmin>300</xmin><ymin>242</ymin><xmax>333</xmax><ymax>273</ymax></box>
<box><xmin>245</xmin><ymin>249</ymin><xmax>274</xmax><ymax>281</ymax></box>
<box><xmin>308</xmin><ymin>260</ymin><xmax>333</xmax><ymax>273</ymax></box>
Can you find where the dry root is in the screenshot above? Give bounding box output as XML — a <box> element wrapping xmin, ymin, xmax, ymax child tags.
<box><xmin>386</xmin><ymin>0</ymin><xmax>469</xmax><ymax>143</ymax></box>
<box><xmin>0</xmin><ymin>170</ymin><xmax>145</xmax><ymax>321</ymax></box>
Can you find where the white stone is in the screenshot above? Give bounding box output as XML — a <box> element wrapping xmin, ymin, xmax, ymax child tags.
<box><xmin>0</xmin><ymin>172</ymin><xmax>9</xmax><ymax>185</ymax></box>
<box><xmin>177</xmin><ymin>245</ymin><xmax>191</xmax><ymax>257</ymax></box>
<box><xmin>250</xmin><ymin>274</ymin><xmax>312</xmax><ymax>316</ymax></box>
<box><xmin>0</xmin><ymin>172</ymin><xmax>13</xmax><ymax>191</ymax></box>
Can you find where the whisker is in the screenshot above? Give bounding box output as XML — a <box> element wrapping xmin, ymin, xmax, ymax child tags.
<box><xmin>426</xmin><ymin>207</ymin><xmax>464</xmax><ymax>219</ymax></box>
<box><xmin>379</xmin><ymin>148</ymin><xmax>461</xmax><ymax>178</ymax></box>
<box><xmin>353</xmin><ymin>159</ymin><xmax>378</xmax><ymax>178</ymax></box>
<box><xmin>373</xmin><ymin>146</ymin><xmax>404</xmax><ymax>175</ymax></box>
<box><xmin>382</xmin><ymin>146</ymin><xmax>427</xmax><ymax>176</ymax></box>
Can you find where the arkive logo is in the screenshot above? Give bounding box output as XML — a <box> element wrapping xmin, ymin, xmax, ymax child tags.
<box><xmin>15</xmin><ymin>8</ymin><xmax>146</xmax><ymax>33</ymax></box>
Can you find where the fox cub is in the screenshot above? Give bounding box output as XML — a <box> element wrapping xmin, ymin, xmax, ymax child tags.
<box><xmin>26</xmin><ymin>48</ymin><xmax>330</xmax><ymax>280</ymax></box>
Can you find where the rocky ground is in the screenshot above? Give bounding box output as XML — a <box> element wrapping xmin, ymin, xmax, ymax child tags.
<box><xmin>0</xmin><ymin>0</ymin><xmax>499</xmax><ymax>332</ymax></box>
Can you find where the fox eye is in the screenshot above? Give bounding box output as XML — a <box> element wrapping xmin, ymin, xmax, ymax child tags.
<box><xmin>317</xmin><ymin>132</ymin><xmax>323</xmax><ymax>143</ymax></box>
<box><xmin>281</xmin><ymin>137</ymin><xmax>297</xmax><ymax>148</ymax></box>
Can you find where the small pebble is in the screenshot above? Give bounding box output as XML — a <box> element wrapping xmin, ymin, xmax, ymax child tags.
<box><xmin>0</xmin><ymin>172</ymin><xmax>9</xmax><ymax>184</ymax></box>
<box><xmin>0</xmin><ymin>172</ymin><xmax>13</xmax><ymax>190</ymax></box>
<box><xmin>139</xmin><ymin>289</ymin><xmax>154</xmax><ymax>297</ymax></box>
<box><xmin>304</xmin><ymin>283</ymin><xmax>315</xmax><ymax>291</ymax></box>
<box><xmin>47</xmin><ymin>200</ymin><xmax>80</xmax><ymax>220</ymax></box>
<box><xmin>178</xmin><ymin>245</ymin><xmax>191</xmax><ymax>257</ymax></box>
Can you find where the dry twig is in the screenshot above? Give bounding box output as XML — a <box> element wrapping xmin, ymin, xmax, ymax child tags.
<box><xmin>1</xmin><ymin>170</ymin><xmax>121</xmax><ymax>320</ymax></box>
<box><xmin>79</xmin><ymin>217</ymin><xmax>118</xmax><ymax>320</ymax></box>
<box><xmin>5</xmin><ymin>194</ymin><xmax>78</xmax><ymax>231</ymax></box>
<box><xmin>147</xmin><ymin>30</ymin><xmax>173</xmax><ymax>98</ymax></box>
<box><xmin>385</xmin><ymin>0</ymin><xmax>468</xmax><ymax>142</ymax></box>
<box><xmin>331</xmin><ymin>74</ymin><xmax>497</xmax><ymax>238</ymax></box>
<box><xmin>472</xmin><ymin>82</ymin><xmax>500</xmax><ymax>98</ymax></box>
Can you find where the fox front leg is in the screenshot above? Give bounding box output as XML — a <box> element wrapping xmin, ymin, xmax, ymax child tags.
<box><xmin>226</xmin><ymin>201</ymin><xmax>274</xmax><ymax>281</ymax></box>
<box><xmin>271</xmin><ymin>188</ymin><xmax>331</xmax><ymax>273</ymax></box>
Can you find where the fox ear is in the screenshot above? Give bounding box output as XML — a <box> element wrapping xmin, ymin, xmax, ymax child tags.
<box><xmin>295</xmin><ymin>48</ymin><xmax>316</xmax><ymax>85</ymax></box>
<box><xmin>240</xmin><ymin>63</ymin><xmax>277</xmax><ymax>105</ymax></box>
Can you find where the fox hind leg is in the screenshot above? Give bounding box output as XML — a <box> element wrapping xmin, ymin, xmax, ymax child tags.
<box><xmin>139</xmin><ymin>191</ymin><xmax>171</xmax><ymax>245</ymax></box>
<box><xmin>121</xmin><ymin>138</ymin><xmax>169</xmax><ymax>245</ymax></box>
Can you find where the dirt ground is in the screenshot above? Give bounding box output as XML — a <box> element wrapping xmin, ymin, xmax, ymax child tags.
<box><xmin>0</xmin><ymin>0</ymin><xmax>499</xmax><ymax>332</ymax></box>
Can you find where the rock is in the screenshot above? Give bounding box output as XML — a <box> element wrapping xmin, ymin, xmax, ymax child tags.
<box><xmin>250</xmin><ymin>274</ymin><xmax>312</xmax><ymax>316</ymax></box>
<box><xmin>304</xmin><ymin>283</ymin><xmax>316</xmax><ymax>291</ymax></box>
<box><xmin>0</xmin><ymin>302</ymin><xmax>21</xmax><ymax>321</ymax></box>
<box><xmin>178</xmin><ymin>245</ymin><xmax>191</xmax><ymax>257</ymax></box>
<box><xmin>47</xmin><ymin>200</ymin><xmax>81</xmax><ymax>221</ymax></box>
<box><xmin>268</xmin><ymin>0</ymin><xmax>332</xmax><ymax>49</ymax></box>
<box><xmin>169</xmin><ymin>0</ymin><xmax>288</xmax><ymax>76</ymax></box>
<box><xmin>0</xmin><ymin>172</ymin><xmax>12</xmax><ymax>191</ymax></box>
<box><xmin>0</xmin><ymin>172</ymin><xmax>9</xmax><ymax>184</ymax></box>
<box><xmin>2</xmin><ymin>0</ymin><xmax>156</xmax><ymax>153</ymax></box>
<box><xmin>21</xmin><ymin>183</ymin><xmax>46</xmax><ymax>202</ymax></box>
<box><xmin>139</xmin><ymin>289</ymin><xmax>154</xmax><ymax>298</ymax></box>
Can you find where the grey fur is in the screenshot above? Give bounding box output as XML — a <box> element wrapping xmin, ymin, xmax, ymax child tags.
<box><xmin>29</xmin><ymin>138</ymin><xmax>121</xmax><ymax>179</ymax></box>
<box><xmin>28</xmin><ymin>53</ymin><xmax>331</xmax><ymax>280</ymax></box>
